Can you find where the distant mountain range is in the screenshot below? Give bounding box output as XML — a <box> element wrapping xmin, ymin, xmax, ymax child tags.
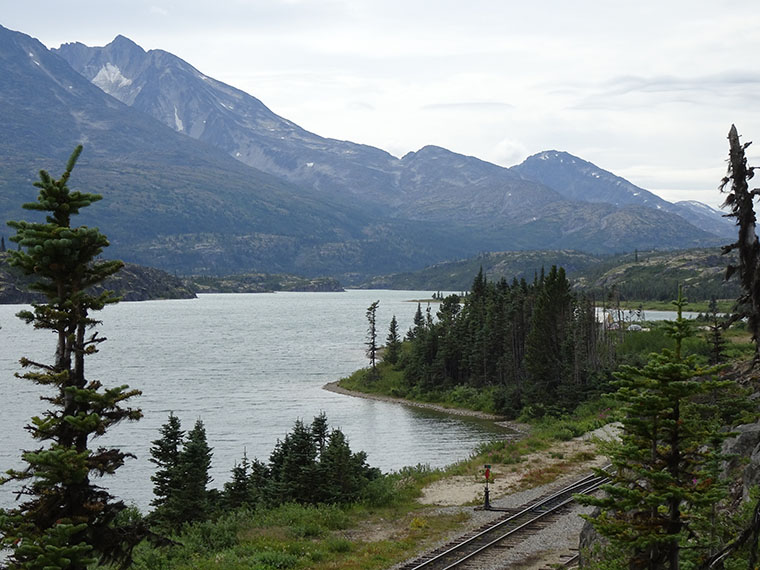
<box><xmin>0</xmin><ymin>26</ymin><xmax>732</xmax><ymax>281</ymax></box>
<box><xmin>360</xmin><ymin>247</ymin><xmax>739</xmax><ymax>303</ymax></box>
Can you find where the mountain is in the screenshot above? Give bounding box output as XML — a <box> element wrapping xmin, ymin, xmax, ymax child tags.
<box><xmin>512</xmin><ymin>150</ymin><xmax>734</xmax><ymax>238</ymax></box>
<box><xmin>673</xmin><ymin>200</ymin><xmax>734</xmax><ymax>238</ymax></box>
<box><xmin>0</xmin><ymin>27</ymin><xmax>726</xmax><ymax>281</ymax></box>
<box><xmin>0</xmin><ymin>25</ymin><xmax>481</xmax><ymax>279</ymax></box>
<box><xmin>54</xmin><ymin>36</ymin><xmax>403</xmax><ymax>209</ymax></box>
<box><xmin>54</xmin><ymin>35</ymin><xmax>725</xmax><ymax>249</ymax></box>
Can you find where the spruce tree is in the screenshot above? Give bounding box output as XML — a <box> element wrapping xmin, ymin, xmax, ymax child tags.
<box><xmin>406</xmin><ymin>302</ymin><xmax>424</xmax><ymax>341</ymax></box>
<box><xmin>365</xmin><ymin>300</ymin><xmax>380</xmax><ymax>373</ymax></box>
<box><xmin>222</xmin><ymin>452</ymin><xmax>265</xmax><ymax>510</ymax></box>
<box><xmin>0</xmin><ymin>146</ymin><xmax>143</xmax><ymax>569</ymax></box>
<box><xmin>318</xmin><ymin>429</ymin><xmax>378</xmax><ymax>504</ymax></box>
<box><xmin>311</xmin><ymin>411</ymin><xmax>329</xmax><ymax>457</ymax></box>
<box><xmin>148</xmin><ymin>413</ymin><xmax>185</xmax><ymax>527</ymax></box>
<box><xmin>705</xmin><ymin>296</ymin><xmax>728</xmax><ymax>365</ymax></box>
<box><xmin>175</xmin><ymin>420</ymin><xmax>213</xmax><ymax>524</ymax></box>
<box><xmin>385</xmin><ymin>315</ymin><xmax>401</xmax><ymax>365</ymax></box>
<box><xmin>267</xmin><ymin>420</ymin><xmax>318</xmax><ymax>505</ymax></box>
<box><xmin>524</xmin><ymin>266</ymin><xmax>574</xmax><ymax>408</ymax></box>
<box><xmin>580</xmin><ymin>289</ymin><xmax>734</xmax><ymax>569</ymax></box>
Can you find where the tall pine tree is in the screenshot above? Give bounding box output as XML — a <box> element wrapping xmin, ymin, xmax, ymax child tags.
<box><xmin>365</xmin><ymin>300</ymin><xmax>380</xmax><ymax>374</ymax></box>
<box><xmin>0</xmin><ymin>146</ymin><xmax>143</xmax><ymax>569</ymax></box>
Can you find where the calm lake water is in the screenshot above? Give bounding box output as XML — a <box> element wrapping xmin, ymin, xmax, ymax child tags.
<box><xmin>0</xmin><ymin>290</ymin><xmax>507</xmax><ymax>512</ymax></box>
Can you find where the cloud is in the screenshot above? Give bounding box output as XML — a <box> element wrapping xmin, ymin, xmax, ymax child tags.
<box><xmin>421</xmin><ymin>101</ymin><xmax>515</xmax><ymax>112</ymax></box>
<box><xmin>488</xmin><ymin>138</ymin><xmax>529</xmax><ymax>168</ymax></box>
<box><xmin>567</xmin><ymin>72</ymin><xmax>760</xmax><ymax>111</ymax></box>
<box><xmin>347</xmin><ymin>101</ymin><xmax>375</xmax><ymax>111</ymax></box>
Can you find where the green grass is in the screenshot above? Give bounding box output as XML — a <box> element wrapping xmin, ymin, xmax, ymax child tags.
<box><xmin>339</xmin><ymin>363</ymin><xmax>501</xmax><ymax>415</ymax></box>
<box><xmin>608</xmin><ymin>299</ymin><xmax>734</xmax><ymax>313</ymax></box>
<box><xmin>127</xmin><ymin>496</ymin><xmax>471</xmax><ymax>570</ymax></box>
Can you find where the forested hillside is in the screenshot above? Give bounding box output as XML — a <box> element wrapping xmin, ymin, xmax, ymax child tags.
<box><xmin>363</xmin><ymin>248</ymin><xmax>741</xmax><ymax>303</ymax></box>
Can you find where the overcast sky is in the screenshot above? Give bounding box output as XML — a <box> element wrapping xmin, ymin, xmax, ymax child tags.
<box><xmin>4</xmin><ymin>1</ymin><xmax>760</xmax><ymax>207</ymax></box>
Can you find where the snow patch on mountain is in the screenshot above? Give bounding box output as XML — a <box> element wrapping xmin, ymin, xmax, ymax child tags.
<box><xmin>676</xmin><ymin>200</ymin><xmax>723</xmax><ymax>214</ymax></box>
<box><xmin>92</xmin><ymin>63</ymin><xmax>132</xmax><ymax>94</ymax></box>
<box><xmin>174</xmin><ymin>107</ymin><xmax>184</xmax><ymax>132</ymax></box>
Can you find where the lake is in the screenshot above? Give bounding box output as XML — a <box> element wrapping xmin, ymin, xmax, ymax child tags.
<box><xmin>0</xmin><ymin>290</ymin><xmax>507</xmax><ymax>512</ymax></box>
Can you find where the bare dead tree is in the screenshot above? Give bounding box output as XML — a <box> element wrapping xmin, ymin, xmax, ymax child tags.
<box><xmin>720</xmin><ymin>124</ymin><xmax>760</xmax><ymax>367</ymax></box>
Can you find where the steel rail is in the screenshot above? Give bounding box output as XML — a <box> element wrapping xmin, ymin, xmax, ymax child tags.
<box><xmin>405</xmin><ymin>472</ymin><xmax>607</xmax><ymax>570</ymax></box>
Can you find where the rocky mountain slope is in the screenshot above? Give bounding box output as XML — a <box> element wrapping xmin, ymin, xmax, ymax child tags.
<box><xmin>54</xmin><ymin>36</ymin><xmax>728</xmax><ymax>243</ymax></box>
<box><xmin>512</xmin><ymin>150</ymin><xmax>734</xmax><ymax>238</ymax></box>
<box><xmin>0</xmin><ymin>26</ymin><xmax>724</xmax><ymax>280</ymax></box>
<box><xmin>1</xmin><ymin>25</ymin><xmax>476</xmax><ymax>279</ymax></box>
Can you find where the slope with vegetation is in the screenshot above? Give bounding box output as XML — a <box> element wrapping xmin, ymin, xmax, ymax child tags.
<box><xmin>363</xmin><ymin>247</ymin><xmax>741</xmax><ymax>305</ymax></box>
<box><xmin>0</xmin><ymin>251</ymin><xmax>197</xmax><ymax>303</ymax></box>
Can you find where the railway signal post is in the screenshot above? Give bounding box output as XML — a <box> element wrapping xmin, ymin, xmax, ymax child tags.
<box><xmin>484</xmin><ymin>464</ymin><xmax>491</xmax><ymax>509</ymax></box>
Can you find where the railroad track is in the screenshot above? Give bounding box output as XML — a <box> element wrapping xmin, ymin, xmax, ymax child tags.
<box><xmin>398</xmin><ymin>472</ymin><xmax>607</xmax><ymax>570</ymax></box>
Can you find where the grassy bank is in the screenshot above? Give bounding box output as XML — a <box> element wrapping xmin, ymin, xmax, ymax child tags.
<box><xmin>127</xmin><ymin>376</ymin><xmax>619</xmax><ymax>569</ymax></box>
<box><xmin>338</xmin><ymin>363</ymin><xmax>503</xmax><ymax>415</ymax></box>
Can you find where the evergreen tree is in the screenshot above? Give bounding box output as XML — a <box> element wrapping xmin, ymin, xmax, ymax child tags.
<box><xmin>365</xmin><ymin>300</ymin><xmax>380</xmax><ymax>372</ymax></box>
<box><xmin>406</xmin><ymin>302</ymin><xmax>424</xmax><ymax>341</ymax></box>
<box><xmin>267</xmin><ymin>420</ymin><xmax>319</xmax><ymax>505</ymax></box>
<box><xmin>223</xmin><ymin>453</ymin><xmax>252</xmax><ymax>510</ymax></box>
<box><xmin>318</xmin><ymin>429</ymin><xmax>379</xmax><ymax>504</ymax></box>
<box><xmin>580</xmin><ymin>289</ymin><xmax>734</xmax><ymax>569</ymax></box>
<box><xmin>311</xmin><ymin>411</ymin><xmax>329</xmax><ymax>456</ymax></box>
<box><xmin>433</xmin><ymin>294</ymin><xmax>463</xmax><ymax>386</ymax></box>
<box><xmin>385</xmin><ymin>315</ymin><xmax>402</xmax><ymax>365</ymax></box>
<box><xmin>705</xmin><ymin>296</ymin><xmax>728</xmax><ymax>365</ymax></box>
<box><xmin>148</xmin><ymin>413</ymin><xmax>185</xmax><ymax>527</ymax></box>
<box><xmin>524</xmin><ymin>266</ymin><xmax>574</xmax><ymax>407</ymax></box>
<box><xmin>221</xmin><ymin>451</ymin><xmax>267</xmax><ymax>510</ymax></box>
<box><xmin>1</xmin><ymin>235</ymin><xmax>5</xmax><ymax>252</ymax></box>
<box><xmin>720</xmin><ymin>124</ymin><xmax>760</xmax><ymax>366</ymax></box>
<box><xmin>0</xmin><ymin>146</ymin><xmax>143</xmax><ymax>569</ymax></box>
<box><xmin>175</xmin><ymin>419</ymin><xmax>213</xmax><ymax>524</ymax></box>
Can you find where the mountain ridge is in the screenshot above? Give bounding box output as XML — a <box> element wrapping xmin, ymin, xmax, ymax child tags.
<box><xmin>0</xmin><ymin>26</ymin><xmax>726</xmax><ymax>280</ymax></box>
<box><xmin>54</xmin><ymin>34</ymin><xmax>726</xmax><ymax>234</ymax></box>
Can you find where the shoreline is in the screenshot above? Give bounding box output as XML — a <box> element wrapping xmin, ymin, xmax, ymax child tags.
<box><xmin>322</xmin><ymin>380</ymin><xmax>529</xmax><ymax>433</ymax></box>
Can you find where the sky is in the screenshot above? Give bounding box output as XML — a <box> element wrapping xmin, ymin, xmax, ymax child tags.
<box><xmin>4</xmin><ymin>0</ymin><xmax>760</xmax><ymax>208</ymax></box>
